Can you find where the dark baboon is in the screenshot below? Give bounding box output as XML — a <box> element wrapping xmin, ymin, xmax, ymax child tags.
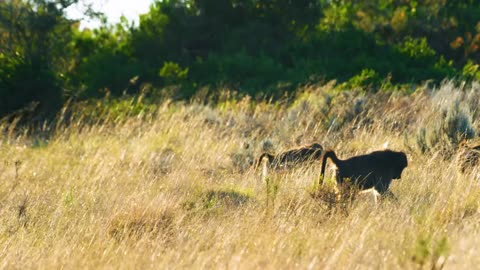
<box><xmin>254</xmin><ymin>143</ymin><xmax>323</xmax><ymax>170</ymax></box>
<box><xmin>320</xmin><ymin>149</ymin><xmax>408</xmax><ymax>197</ymax></box>
<box><xmin>456</xmin><ymin>140</ymin><xmax>480</xmax><ymax>173</ymax></box>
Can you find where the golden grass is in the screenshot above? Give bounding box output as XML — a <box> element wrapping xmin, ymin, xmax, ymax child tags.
<box><xmin>1</xmin><ymin>81</ymin><xmax>480</xmax><ymax>269</ymax></box>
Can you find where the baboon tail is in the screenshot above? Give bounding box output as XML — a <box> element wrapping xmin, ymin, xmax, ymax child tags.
<box><xmin>320</xmin><ymin>149</ymin><xmax>340</xmax><ymax>185</ymax></box>
<box><xmin>254</xmin><ymin>153</ymin><xmax>274</xmax><ymax>170</ymax></box>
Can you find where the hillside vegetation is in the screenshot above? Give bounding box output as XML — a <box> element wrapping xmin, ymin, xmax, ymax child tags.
<box><xmin>2</xmin><ymin>0</ymin><xmax>480</xmax><ymax>117</ymax></box>
<box><xmin>1</xmin><ymin>81</ymin><xmax>480</xmax><ymax>269</ymax></box>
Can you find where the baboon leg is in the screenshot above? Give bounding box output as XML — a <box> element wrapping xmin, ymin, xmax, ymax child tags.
<box><xmin>358</xmin><ymin>188</ymin><xmax>380</xmax><ymax>205</ymax></box>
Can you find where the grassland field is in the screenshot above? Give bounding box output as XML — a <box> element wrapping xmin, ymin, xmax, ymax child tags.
<box><xmin>1</xmin><ymin>81</ymin><xmax>480</xmax><ymax>269</ymax></box>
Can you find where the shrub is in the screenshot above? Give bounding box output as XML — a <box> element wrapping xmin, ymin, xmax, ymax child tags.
<box><xmin>339</xmin><ymin>69</ymin><xmax>381</xmax><ymax>91</ymax></box>
<box><xmin>415</xmin><ymin>87</ymin><xmax>476</xmax><ymax>154</ymax></box>
<box><xmin>462</xmin><ymin>60</ymin><xmax>480</xmax><ymax>81</ymax></box>
<box><xmin>0</xmin><ymin>53</ymin><xmax>62</xmax><ymax>117</ymax></box>
<box><xmin>397</xmin><ymin>37</ymin><xmax>436</xmax><ymax>59</ymax></box>
<box><xmin>159</xmin><ymin>62</ymin><xmax>189</xmax><ymax>84</ymax></box>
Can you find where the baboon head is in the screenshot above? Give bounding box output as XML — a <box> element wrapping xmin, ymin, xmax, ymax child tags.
<box><xmin>392</xmin><ymin>151</ymin><xmax>408</xmax><ymax>179</ymax></box>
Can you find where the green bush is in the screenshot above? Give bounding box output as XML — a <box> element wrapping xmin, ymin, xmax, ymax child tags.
<box><xmin>2</xmin><ymin>0</ymin><xmax>480</xmax><ymax>118</ymax></box>
<box><xmin>397</xmin><ymin>37</ymin><xmax>436</xmax><ymax>59</ymax></box>
<box><xmin>462</xmin><ymin>60</ymin><xmax>480</xmax><ymax>81</ymax></box>
<box><xmin>0</xmin><ymin>53</ymin><xmax>62</xmax><ymax>117</ymax></box>
<box><xmin>416</xmin><ymin>99</ymin><xmax>476</xmax><ymax>154</ymax></box>
<box><xmin>159</xmin><ymin>62</ymin><xmax>189</xmax><ymax>84</ymax></box>
<box><xmin>340</xmin><ymin>69</ymin><xmax>381</xmax><ymax>91</ymax></box>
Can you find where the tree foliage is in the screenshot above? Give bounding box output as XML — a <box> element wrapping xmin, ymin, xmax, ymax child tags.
<box><xmin>0</xmin><ymin>0</ymin><xmax>79</xmax><ymax>117</ymax></box>
<box><xmin>1</xmin><ymin>0</ymin><xmax>480</xmax><ymax>117</ymax></box>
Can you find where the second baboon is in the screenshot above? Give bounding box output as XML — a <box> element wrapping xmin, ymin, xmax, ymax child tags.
<box><xmin>254</xmin><ymin>143</ymin><xmax>323</xmax><ymax>170</ymax></box>
<box><xmin>320</xmin><ymin>149</ymin><xmax>408</xmax><ymax>197</ymax></box>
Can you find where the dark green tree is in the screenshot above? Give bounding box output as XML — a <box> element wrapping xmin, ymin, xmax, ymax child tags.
<box><xmin>0</xmin><ymin>0</ymin><xmax>80</xmax><ymax>117</ymax></box>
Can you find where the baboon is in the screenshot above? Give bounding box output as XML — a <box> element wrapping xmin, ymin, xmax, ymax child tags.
<box><xmin>456</xmin><ymin>140</ymin><xmax>480</xmax><ymax>173</ymax></box>
<box><xmin>254</xmin><ymin>143</ymin><xmax>323</xmax><ymax>170</ymax></box>
<box><xmin>320</xmin><ymin>149</ymin><xmax>408</xmax><ymax>197</ymax></box>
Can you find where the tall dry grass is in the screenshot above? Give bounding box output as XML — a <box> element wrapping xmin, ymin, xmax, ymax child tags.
<box><xmin>1</xmin><ymin>81</ymin><xmax>480</xmax><ymax>269</ymax></box>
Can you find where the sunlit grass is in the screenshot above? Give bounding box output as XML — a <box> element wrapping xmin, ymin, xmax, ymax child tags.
<box><xmin>1</xmin><ymin>81</ymin><xmax>479</xmax><ymax>269</ymax></box>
